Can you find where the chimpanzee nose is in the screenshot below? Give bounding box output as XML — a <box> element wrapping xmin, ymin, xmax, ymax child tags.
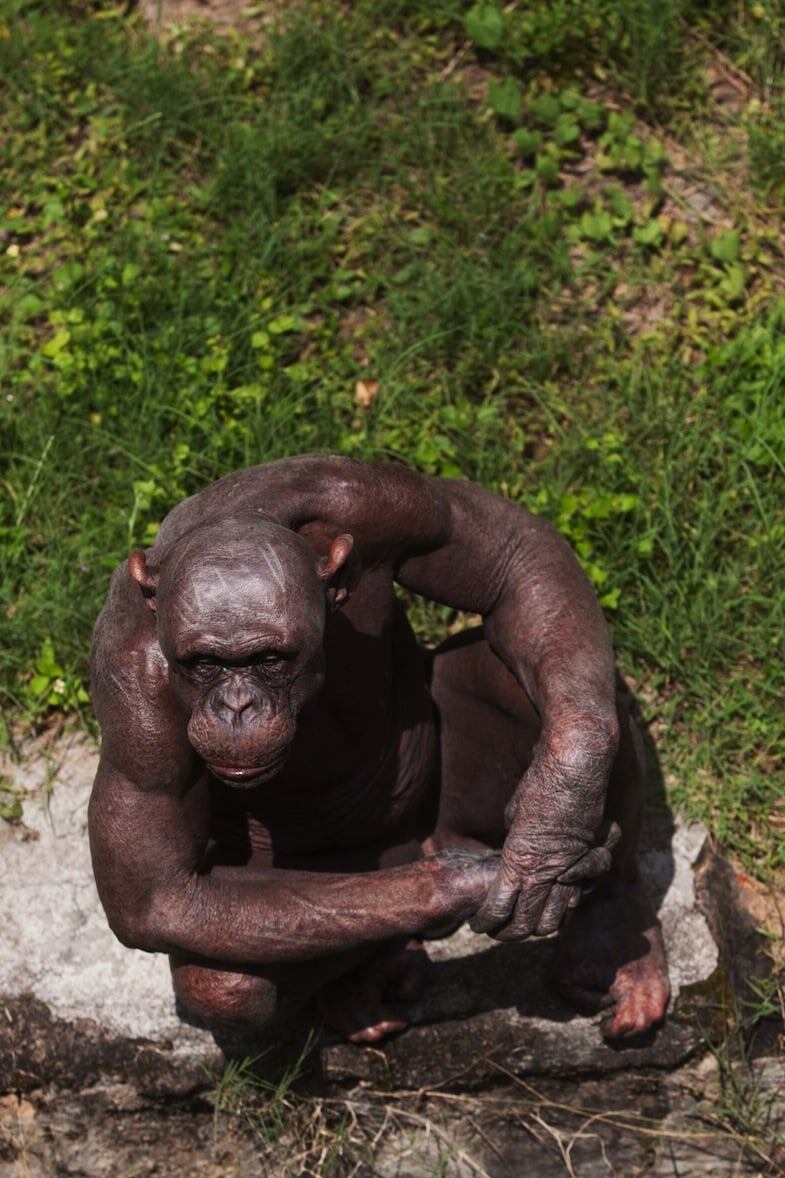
<box><xmin>223</xmin><ymin>693</ymin><xmax>253</xmax><ymax>716</ymax></box>
<box><xmin>214</xmin><ymin>677</ymin><xmax>257</xmax><ymax>719</ymax></box>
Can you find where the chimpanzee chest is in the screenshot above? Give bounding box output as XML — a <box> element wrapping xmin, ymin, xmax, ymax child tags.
<box><xmin>208</xmin><ymin>596</ymin><xmax>438</xmax><ymax>861</ymax></box>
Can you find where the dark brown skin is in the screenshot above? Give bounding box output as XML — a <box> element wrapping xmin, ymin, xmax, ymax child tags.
<box><xmin>89</xmin><ymin>455</ymin><xmax>669</xmax><ymax>1043</ymax></box>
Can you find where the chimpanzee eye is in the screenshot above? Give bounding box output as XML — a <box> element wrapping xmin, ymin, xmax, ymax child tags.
<box><xmin>256</xmin><ymin>650</ymin><xmax>285</xmax><ymax>666</ymax></box>
<box><xmin>180</xmin><ymin>654</ymin><xmax>222</xmax><ymax>675</ymax></box>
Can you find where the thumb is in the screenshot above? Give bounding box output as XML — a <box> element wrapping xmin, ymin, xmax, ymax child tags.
<box><xmin>469</xmin><ymin>862</ymin><xmax>519</xmax><ymax>934</ymax></box>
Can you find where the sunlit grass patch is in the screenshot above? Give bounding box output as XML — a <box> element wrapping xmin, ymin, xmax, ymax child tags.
<box><xmin>0</xmin><ymin>0</ymin><xmax>782</xmax><ymax>873</ymax></box>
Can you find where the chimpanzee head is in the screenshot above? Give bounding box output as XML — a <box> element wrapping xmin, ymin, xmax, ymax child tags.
<box><xmin>128</xmin><ymin>514</ymin><xmax>357</xmax><ymax>787</ymax></box>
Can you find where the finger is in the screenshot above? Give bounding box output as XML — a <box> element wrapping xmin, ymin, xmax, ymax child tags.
<box><xmin>558</xmin><ymin>845</ymin><xmax>613</xmax><ymax>884</ymax></box>
<box><xmin>492</xmin><ymin>878</ymin><xmax>552</xmax><ymax>940</ymax></box>
<box><xmin>469</xmin><ymin>866</ymin><xmax>520</xmax><ymax>934</ymax></box>
<box><xmin>601</xmin><ymin>821</ymin><xmax>622</xmax><ymax>852</ymax></box>
<box><xmin>535</xmin><ymin>883</ymin><xmax>576</xmax><ymax>936</ymax></box>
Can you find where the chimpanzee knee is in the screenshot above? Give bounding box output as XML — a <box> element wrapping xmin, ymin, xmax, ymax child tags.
<box><xmin>171</xmin><ymin>958</ymin><xmax>282</xmax><ymax>1031</ymax></box>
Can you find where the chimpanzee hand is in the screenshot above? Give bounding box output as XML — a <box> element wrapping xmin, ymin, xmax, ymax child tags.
<box><xmin>470</xmin><ymin>756</ymin><xmax>620</xmax><ymax>940</ymax></box>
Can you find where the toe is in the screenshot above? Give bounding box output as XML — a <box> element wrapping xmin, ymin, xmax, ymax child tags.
<box><xmin>553</xmin><ymin>977</ymin><xmax>616</xmax><ymax>1013</ymax></box>
<box><xmin>347</xmin><ymin>1014</ymin><xmax>408</xmax><ymax>1043</ymax></box>
<box><xmin>601</xmin><ymin>996</ymin><xmax>648</xmax><ymax>1039</ymax></box>
<box><xmin>601</xmin><ymin>978</ymin><xmax>670</xmax><ymax>1039</ymax></box>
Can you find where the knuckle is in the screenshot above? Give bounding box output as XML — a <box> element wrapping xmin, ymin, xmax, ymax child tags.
<box><xmin>483</xmin><ymin>899</ymin><xmax>514</xmax><ymax>921</ymax></box>
<box><xmin>509</xmin><ymin>915</ymin><xmax>536</xmax><ymax>939</ymax></box>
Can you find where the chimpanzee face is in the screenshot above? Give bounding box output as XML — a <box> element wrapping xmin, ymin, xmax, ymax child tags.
<box><xmin>164</xmin><ymin>566</ymin><xmax>325</xmax><ymax>786</ymax></box>
<box><xmin>130</xmin><ymin>517</ymin><xmax>354</xmax><ymax>788</ymax></box>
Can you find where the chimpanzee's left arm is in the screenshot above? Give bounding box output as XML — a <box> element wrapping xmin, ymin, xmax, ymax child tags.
<box><xmin>391</xmin><ymin>473</ymin><xmax>620</xmax><ymax>939</ymax></box>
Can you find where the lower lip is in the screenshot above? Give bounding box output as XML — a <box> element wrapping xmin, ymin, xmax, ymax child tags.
<box><xmin>208</xmin><ymin>764</ymin><xmax>270</xmax><ymax>785</ymax></box>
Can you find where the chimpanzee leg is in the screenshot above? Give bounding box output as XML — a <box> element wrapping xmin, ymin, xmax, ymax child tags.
<box><xmin>428</xmin><ymin>627</ymin><xmax>669</xmax><ymax>1039</ymax></box>
<box><xmin>171</xmin><ymin>937</ymin><xmax>430</xmax><ymax>1043</ymax></box>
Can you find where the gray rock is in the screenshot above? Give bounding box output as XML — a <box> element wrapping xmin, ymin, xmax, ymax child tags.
<box><xmin>0</xmin><ymin>735</ymin><xmax>732</xmax><ymax>1095</ymax></box>
<box><xmin>0</xmin><ymin>736</ymin><xmax>219</xmax><ymax>1094</ymax></box>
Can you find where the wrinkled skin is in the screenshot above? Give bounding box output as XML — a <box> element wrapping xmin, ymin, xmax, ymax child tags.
<box><xmin>89</xmin><ymin>455</ymin><xmax>669</xmax><ymax>1043</ymax></box>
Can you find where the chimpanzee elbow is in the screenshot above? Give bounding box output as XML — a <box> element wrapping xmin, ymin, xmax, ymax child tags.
<box><xmin>107</xmin><ymin>903</ymin><xmax>171</xmax><ymax>954</ymax></box>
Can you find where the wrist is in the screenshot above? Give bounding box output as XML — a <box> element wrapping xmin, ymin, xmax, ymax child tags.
<box><xmin>428</xmin><ymin>850</ymin><xmax>499</xmax><ymax>923</ymax></box>
<box><xmin>539</xmin><ymin>710</ymin><xmax>618</xmax><ymax>779</ymax></box>
<box><xmin>510</xmin><ymin>745</ymin><xmax>610</xmax><ymax>835</ymax></box>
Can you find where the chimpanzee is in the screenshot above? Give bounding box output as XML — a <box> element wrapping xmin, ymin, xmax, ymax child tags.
<box><xmin>89</xmin><ymin>455</ymin><xmax>669</xmax><ymax>1043</ymax></box>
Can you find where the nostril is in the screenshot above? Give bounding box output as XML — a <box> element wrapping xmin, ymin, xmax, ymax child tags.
<box><xmin>209</xmin><ymin>688</ymin><xmax>256</xmax><ymax>718</ymax></box>
<box><xmin>225</xmin><ymin>695</ymin><xmax>253</xmax><ymax>716</ymax></box>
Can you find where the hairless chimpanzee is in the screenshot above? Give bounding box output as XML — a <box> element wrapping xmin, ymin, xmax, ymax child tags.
<box><xmin>89</xmin><ymin>454</ymin><xmax>669</xmax><ymax>1043</ymax></box>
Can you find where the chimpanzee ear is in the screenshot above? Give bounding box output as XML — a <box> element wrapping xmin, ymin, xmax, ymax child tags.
<box><xmin>128</xmin><ymin>550</ymin><xmax>159</xmax><ymax>612</ymax></box>
<box><xmin>317</xmin><ymin>534</ymin><xmax>361</xmax><ymax>610</ymax></box>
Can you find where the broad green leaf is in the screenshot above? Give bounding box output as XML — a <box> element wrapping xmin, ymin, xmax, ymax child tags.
<box><xmin>711</xmin><ymin>229</ymin><xmax>741</xmax><ymax>264</ymax></box>
<box><xmin>535</xmin><ymin>154</ymin><xmax>559</xmax><ymax>184</ymax></box>
<box><xmin>633</xmin><ymin>219</ymin><xmax>663</xmax><ymax>247</ymax></box>
<box><xmin>15</xmin><ymin>293</ymin><xmax>44</xmax><ymax>321</ymax></box>
<box><xmin>464</xmin><ymin>3</ymin><xmax>505</xmax><ymax>50</ymax></box>
<box><xmin>530</xmin><ymin>93</ymin><xmax>561</xmax><ymax>126</ymax></box>
<box><xmin>268</xmin><ymin>314</ymin><xmax>297</xmax><ymax>334</ymax></box>
<box><xmin>607</xmin><ymin>189</ymin><xmax>634</xmax><ymax>223</ymax></box>
<box><xmin>512</xmin><ymin>128</ymin><xmax>542</xmax><ymax>157</ymax></box>
<box><xmin>554</xmin><ymin>117</ymin><xmax>580</xmax><ymax>148</ymax></box>
<box><xmin>580</xmin><ymin>211</ymin><xmax>614</xmax><ymax>241</ymax></box>
<box><xmin>488</xmin><ymin>77</ymin><xmax>523</xmax><ymax>123</ymax></box>
<box><xmin>41</xmin><ymin>328</ymin><xmax>71</xmax><ymax>357</ymax></box>
<box><xmin>599</xmin><ymin>588</ymin><xmax>621</xmax><ymax>609</ymax></box>
<box><xmin>719</xmin><ymin>263</ymin><xmax>747</xmax><ymax>301</ymax></box>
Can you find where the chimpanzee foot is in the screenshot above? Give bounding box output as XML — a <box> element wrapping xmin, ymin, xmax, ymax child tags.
<box><xmin>317</xmin><ymin>939</ymin><xmax>430</xmax><ymax>1044</ymax></box>
<box><xmin>552</xmin><ymin>883</ymin><xmax>670</xmax><ymax>1040</ymax></box>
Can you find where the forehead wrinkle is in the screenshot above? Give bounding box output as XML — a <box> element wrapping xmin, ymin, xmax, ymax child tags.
<box><xmin>256</xmin><ymin>543</ymin><xmax>288</xmax><ymax>594</ymax></box>
<box><xmin>165</xmin><ymin>574</ymin><xmax>323</xmax><ymax>650</ymax></box>
<box><xmin>157</xmin><ymin>522</ymin><xmax>327</xmax><ymax>657</ymax></box>
<box><xmin>174</xmin><ymin>626</ymin><xmax>290</xmax><ymax>659</ymax></box>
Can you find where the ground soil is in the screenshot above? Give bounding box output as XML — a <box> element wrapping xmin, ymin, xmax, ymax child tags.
<box><xmin>136</xmin><ymin>0</ymin><xmax>287</xmax><ymax>35</ymax></box>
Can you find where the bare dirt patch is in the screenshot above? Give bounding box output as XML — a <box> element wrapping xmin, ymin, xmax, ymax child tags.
<box><xmin>136</xmin><ymin>0</ymin><xmax>287</xmax><ymax>36</ymax></box>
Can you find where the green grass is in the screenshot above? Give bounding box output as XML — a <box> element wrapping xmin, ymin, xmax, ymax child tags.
<box><xmin>0</xmin><ymin>0</ymin><xmax>783</xmax><ymax>872</ymax></box>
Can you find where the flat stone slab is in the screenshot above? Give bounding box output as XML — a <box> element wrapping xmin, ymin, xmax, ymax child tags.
<box><xmin>0</xmin><ymin>735</ymin><xmax>724</xmax><ymax>1094</ymax></box>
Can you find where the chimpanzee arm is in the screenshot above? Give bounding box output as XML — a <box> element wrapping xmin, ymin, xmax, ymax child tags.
<box><xmin>89</xmin><ymin>760</ymin><xmax>491</xmax><ymax>962</ymax></box>
<box><xmin>393</xmin><ymin>474</ymin><xmax>621</xmax><ymax>940</ymax></box>
<box><xmin>88</xmin><ymin>628</ymin><xmax>494</xmax><ymax>962</ymax></box>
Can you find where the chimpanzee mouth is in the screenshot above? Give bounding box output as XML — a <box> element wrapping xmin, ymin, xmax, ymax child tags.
<box><xmin>208</xmin><ymin>762</ymin><xmax>282</xmax><ymax>787</ymax></box>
